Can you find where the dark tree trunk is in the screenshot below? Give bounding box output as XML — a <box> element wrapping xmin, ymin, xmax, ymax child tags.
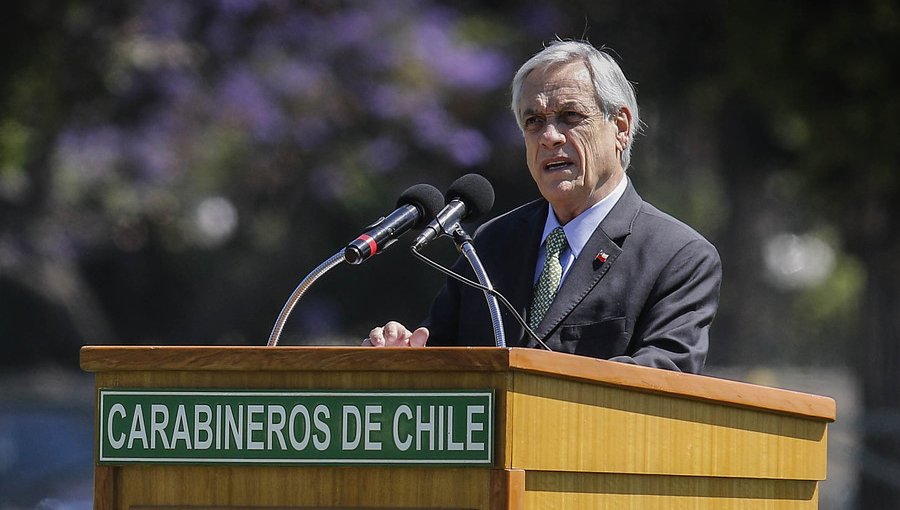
<box><xmin>858</xmin><ymin>241</ymin><xmax>900</xmax><ymax>509</ymax></box>
<box><xmin>710</xmin><ymin>95</ymin><xmax>793</xmax><ymax>366</ymax></box>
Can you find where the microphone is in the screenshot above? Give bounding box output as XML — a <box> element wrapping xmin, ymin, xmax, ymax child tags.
<box><xmin>344</xmin><ymin>183</ymin><xmax>444</xmax><ymax>265</ymax></box>
<box><xmin>412</xmin><ymin>173</ymin><xmax>495</xmax><ymax>251</ymax></box>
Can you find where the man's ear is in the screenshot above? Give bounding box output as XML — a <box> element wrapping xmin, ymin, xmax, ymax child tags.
<box><xmin>614</xmin><ymin>107</ymin><xmax>632</xmax><ymax>150</ymax></box>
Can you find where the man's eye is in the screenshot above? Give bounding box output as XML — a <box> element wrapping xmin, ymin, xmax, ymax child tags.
<box><xmin>523</xmin><ymin>116</ymin><xmax>543</xmax><ymax>129</ymax></box>
<box><xmin>561</xmin><ymin>111</ymin><xmax>585</xmax><ymax>124</ymax></box>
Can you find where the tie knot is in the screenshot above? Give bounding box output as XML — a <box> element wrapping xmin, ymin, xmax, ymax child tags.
<box><xmin>546</xmin><ymin>227</ymin><xmax>567</xmax><ymax>255</ymax></box>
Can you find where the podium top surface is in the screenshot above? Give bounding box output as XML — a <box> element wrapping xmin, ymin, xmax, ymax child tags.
<box><xmin>80</xmin><ymin>345</ymin><xmax>835</xmax><ymax>422</ymax></box>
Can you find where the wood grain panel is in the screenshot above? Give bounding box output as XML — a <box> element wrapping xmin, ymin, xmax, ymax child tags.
<box><xmin>508</xmin><ymin>349</ymin><xmax>835</xmax><ymax>421</ymax></box>
<box><xmin>114</xmin><ymin>465</ymin><xmax>489</xmax><ymax>509</ymax></box>
<box><xmin>491</xmin><ymin>469</ymin><xmax>525</xmax><ymax>510</ymax></box>
<box><xmin>81</xmin><ymin>347</ymin><xmax>836</xmax><ymax>422</ymax></box>
<box><xmin>80</xmin><ymin>346</ymin><xmax>513</xmax><ymax>373</ymax></box>
<box><xmin>525</xmin><ymin>471</ymin><xmax>818</xmax><ymax>509</ymax></box>
<box><xmin>506</xmin><ymin>373</ymin><xmax>827</xmax><ymax>480</ymax></box>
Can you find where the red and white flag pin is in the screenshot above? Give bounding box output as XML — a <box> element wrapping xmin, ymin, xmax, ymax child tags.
<box><xmin>596</xmin><ymin>251</ymin><xmax>609</xmax><ymax>263</ymax></box>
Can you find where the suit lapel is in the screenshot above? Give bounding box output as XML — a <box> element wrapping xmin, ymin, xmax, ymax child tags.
<box><xmin>500</xmin><ymin>201</ymin><xmax>547</xmax><ymax>346</ymax></box>
<box><xmin>529</xmin><ymin>179</ymin><xmax>643</xmax><ymax>344</ymax></box>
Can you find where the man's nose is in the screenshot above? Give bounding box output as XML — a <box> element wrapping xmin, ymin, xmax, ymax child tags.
<box><xmin>539</xmin><ymin>122</ymin><xmax>566</xmax><ymax>149</ymax></box>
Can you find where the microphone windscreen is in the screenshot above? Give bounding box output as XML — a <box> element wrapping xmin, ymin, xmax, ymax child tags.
<box><xmin>446</xmin><ymin>173</ymin><xmax>495</xmax><ymax>221</ymax></box>
<box><xmin>397</xmin><ymin>183</ymin><xmax>445</xmax><ymax>228</ymax></box>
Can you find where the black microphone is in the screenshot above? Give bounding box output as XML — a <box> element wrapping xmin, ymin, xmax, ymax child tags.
<box><xmin>413</xmin><ymin>173</ymin><xmax>494</xmax><ymax>251</ymax></box>
<box><xmin>344</xmin><ymin>184</ymin><xmax>444</xmax><ymax>265</ymax></box>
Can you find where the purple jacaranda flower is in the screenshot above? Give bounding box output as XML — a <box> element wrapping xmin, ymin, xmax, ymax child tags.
<box><xmin>205</xmin><ymin>12</ymin><xmax>242</xmax><ymax>56</ymax></box>
<box><xmin>412</xmin><ymin>10</ymin><xmax>511</xmax><ymax>91</ymax></box>
<box><xmin>363</xmin><ymin>136</ymin><xmax>407</xmax><ymax>174</ymax></box>
<box><xmin>291</xmin><ymin>116</ymin><xmax>333</xmax><ymax>151</ymax></box>
<box><xmin>446</xmin><ymin>128</ymin><xmax>490</xmax><ymax>167</ymax></box>
<box><xmin>367</xmin><ymin>84</ymin><xmax>398</xmax><ymax>119</ymax></box>
<box><xmin>330</xmin><ymin>8</ymin><xmax>380</xmax><ymax>49</ymax></box>
<box><xmin>53</xmin><ymin>127</ymin><xmax>123</xmax><ymax>185</ymax></box>
<box><xmin>272</xmin><ymin>11</ymin><xmax>325</xmax><ymax>50</ymax></box>
<box><xmin>217</xmin><ymin>67</ymin><xmax>286</xmax><ymax>142</ymax></box>
<box><xmin>443</xmin><ymin>49</ymin><xmax>511</xmax><ymax>90</ymax></box>
<box><xmin>134</xmin><ymin>0</ymin><xmax>196</xmax><ymax>37</ymax></box>
<box><xmin>491</xmin><ymin>116</ymin><xmax>525</xmax><ymax>148</ymax></box>
<box><xmin>156</xmin><ymin>68</ymin><xmax>197</xmax><ymax>102</ymax></box>
<box><xmin>411</xmin><ymin>101</ymin><xmax>453</xmax><ymax>147</ymax></box>
<box><xmin>265</xmin><ymin>60</ymin><xmax>330</xmax><ymax>99</ymax></box>
<box><xmin>127</xmin><ymin>118</ymin><xmax>181</xmax><ymax>184</ymax></box>
<box><xmin>216</xmin><ymin>0</ymin><xmax>285</xmax><ymax>18</ymax></box>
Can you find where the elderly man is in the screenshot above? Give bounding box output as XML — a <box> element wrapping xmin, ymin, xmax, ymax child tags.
<box><xmin>366</xmin><ymin>40</ymin><xmax>721</xmax><ymax>374</ymax></box>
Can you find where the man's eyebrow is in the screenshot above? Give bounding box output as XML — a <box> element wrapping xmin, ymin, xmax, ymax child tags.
<box><xmin>558</xmin><ymin>100</ymin><xmax>589</xmax><ymax>111</ymax></box>
<box><xmin>523</xmin><ymin>100</ymin><xmax>588</xmax><ymax>115</ymax></box>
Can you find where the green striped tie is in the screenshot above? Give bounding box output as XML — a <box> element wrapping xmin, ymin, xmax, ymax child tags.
<box><xmin>528</xmin><ymin>227</ymin><xmax>568</xmax><ymax>330</ymax></box>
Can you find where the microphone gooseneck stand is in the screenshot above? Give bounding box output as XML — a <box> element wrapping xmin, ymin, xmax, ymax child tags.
<box><xmin>450</xmin><ymin>227</ymin><xmax>506</xmax><ymax>348</ymax></box>
<box><xmin>267</xmin><ymin>250</ymin><xmax>346</xmax><ymax>347</ymax></box>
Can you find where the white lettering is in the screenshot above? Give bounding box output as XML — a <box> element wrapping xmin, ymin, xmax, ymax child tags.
<box><xmin>364</xmin><ymin>405</ymin><xmax>382</xmax><ymax>451</ymax></box>
<box><xmin>437</xmin><ymin>404</ymin><xmax>444</xmax><ymax>450</ymax></box>
<box><xmin>246</xmin><ymin>405</ymin><xmax>264</xmax><ymax>450</ymax></box>
<box><xmin>342</xmin><ymin>405</ymin><xmax>362</xmax><ymax>450</ymax></box>
<box><xmin>393</xmin><ymin>405</ymin><xmax>413</xmax><ymax>451</ymax></box>
<box><xmin>313</xmin><ymin>404</ymin><xmax>331</xmax><ymax>451</ymax></box>
<box><xmin>171</xmin><ymin>405</ymin><xmax>191</xmax><ymax>449</ymax></box>
<box><xmin>416</xmin><ymin>405</ymin><xmax>435</xmax><ymax>451</ymax></box>
<box><xmin>128</xmin><ymin>404</ymin><xmax>148</xmax><ymax>449</ymax></box>
<box><xmin>194</xmin><ymin>405</ymin><xmax>213</xmax><ymax>450</ymax></box>
<box><xmin>289</xmin><ymin>404</ymin><xmax>311</xmax><ymax>450</ymax></box>
<box><xmin>215</xmin><ymin>404</ymin><xmax>222</xmax><ymax>449</ymax></box>
<box><xmin>108</xmin><ymin>403</ymin><xmax>127</xmax><ymax>449</ymax></box>
<box><xmin>447</xmin><ymin>406</ymin><xmax>463</xmax><ymax>451</ymax></box>
<box><xmin>466</xmin><ymin>405</ymin><xmax>485</xmax><ymax>451</ymax></box>
<box><xmin>150</xmin><ymin>404</ymin><xmax>171</xmax><ymax>450</ymax></box>
<box><xmin>267</xmin><ymin>405</ymin><xmax>287</xmax><ymax>450</ymax></box>
<box><xmin>225</xmin><ymin>405</ymin><xmax>243</xmax><ymax>450</ymax></box>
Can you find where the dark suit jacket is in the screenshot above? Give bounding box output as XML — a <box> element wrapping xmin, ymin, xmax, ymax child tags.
<box><xmin>423</xmin><ymin>179</ymin><xmax>722</xmax><ymax>374</ymax></box>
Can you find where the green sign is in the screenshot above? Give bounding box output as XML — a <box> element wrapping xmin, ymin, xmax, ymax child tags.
<box><xmin>98</xmin><ymin>389</ymin><xmax>493</xmax><ymax>465</ymax></box>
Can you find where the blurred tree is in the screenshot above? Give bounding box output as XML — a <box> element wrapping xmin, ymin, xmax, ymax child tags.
<box><xmin>536</xmin><ymin>1</ymin><xmax>893</xmax><ymax>506</ymax></box>
<box><xmin>0</xmin><ymin>0</ymin><xmax>540</xmax><ymax>362</ymax></box>
<box><xmin>706</xmin><ymin>2</ymin><xmax>900</xmax><ymax>507</ymax></box>
<box><xmin>1</xmin><ymin>2</ymin><xmax>130</xmax><ymax>362</ymax></box>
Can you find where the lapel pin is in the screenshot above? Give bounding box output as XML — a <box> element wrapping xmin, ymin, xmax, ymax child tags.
<box><xmin>596</xmin><ymin>251</ymin><xmax>609</xmax><ymax>263</ymax></box>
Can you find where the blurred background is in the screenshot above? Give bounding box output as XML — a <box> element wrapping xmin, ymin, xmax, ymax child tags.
<box><xmin>1</xmin><ymin>0</ymin><xmax>897</xmax><ymax>508</ymax></box>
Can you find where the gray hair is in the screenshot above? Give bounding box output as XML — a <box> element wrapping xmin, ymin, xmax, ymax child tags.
<box><xmin>510</xmin><ymin>40</ymin><xmax>641</xmax><ymax>171</ymax></box>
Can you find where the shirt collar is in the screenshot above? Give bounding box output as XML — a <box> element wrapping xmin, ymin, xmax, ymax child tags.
<box><xmin>539</xmin><ymin>176</ymin><xmax>628</xmax><ymax>258</ymax></box>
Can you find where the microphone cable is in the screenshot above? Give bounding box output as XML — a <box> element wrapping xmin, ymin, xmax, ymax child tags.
<box><xmin>410</xmin><ymin>246</ymin><xmax>553</xmax><ymax>352</ymax></box>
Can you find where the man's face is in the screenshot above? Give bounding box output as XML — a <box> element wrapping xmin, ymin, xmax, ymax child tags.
<box><xmin>518</xmin><ymin>61</ymin><xmax>630</xmax><ymax>222</ymax></box>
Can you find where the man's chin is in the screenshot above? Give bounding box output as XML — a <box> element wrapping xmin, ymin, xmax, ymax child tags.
<box><xmin>539</xmin><ymin>183</ymin><xmax>583</xmax><ymax>209</ymax></box>
<box><xmin>541</xmin><ymin>179</ymin><xmax>579</xmax><ymax>197</ymax></box>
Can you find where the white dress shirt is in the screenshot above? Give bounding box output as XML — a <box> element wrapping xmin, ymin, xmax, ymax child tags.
<box><xmin>533</xmin><ymin>177</ymin><xmax>628</xmax><ymax>287</ymax></box>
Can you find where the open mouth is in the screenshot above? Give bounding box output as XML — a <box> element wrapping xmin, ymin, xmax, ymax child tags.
<box><xmin>544</xmin><ymin>159</ymin><xmax>574</xmax><ymax>171</ymax></box>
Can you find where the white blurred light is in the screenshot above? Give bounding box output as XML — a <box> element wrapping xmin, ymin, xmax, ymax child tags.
<box><xmin>763</xmin><ymin>232</ymin><xmax>836</xmax><ymax>289</ymax></box>
<box><xmin>193</xmin><ymin>196</ymin><xmax>238</xmax><ymax>248</ymax></box>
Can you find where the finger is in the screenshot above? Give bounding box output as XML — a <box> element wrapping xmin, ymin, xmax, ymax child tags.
<box><xmin>409</xmin><ymin>327</ymin><xmax>429</xmax><ymax>347</ymax></box>
<box><xmin>383</xmin><ymin>321</ymin><xmax>411</xmax><ymax>346</ymax></box>
<box><xmin>368</xmin><ymin>327</ymin><xmax>385</xmax><ymax>347</ymax></box>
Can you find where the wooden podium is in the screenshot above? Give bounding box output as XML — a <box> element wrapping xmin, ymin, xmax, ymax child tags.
<box><xmin>80</xmin><ymin>346</ymin><xmax>835</xmax><ymax>509</ymax></box>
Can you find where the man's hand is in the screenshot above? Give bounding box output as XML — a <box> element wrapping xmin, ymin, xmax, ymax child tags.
<box><xmin>363</xmin><ymin>321</ymin><xmax>429</xmax><ymax>347</ymax></box>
